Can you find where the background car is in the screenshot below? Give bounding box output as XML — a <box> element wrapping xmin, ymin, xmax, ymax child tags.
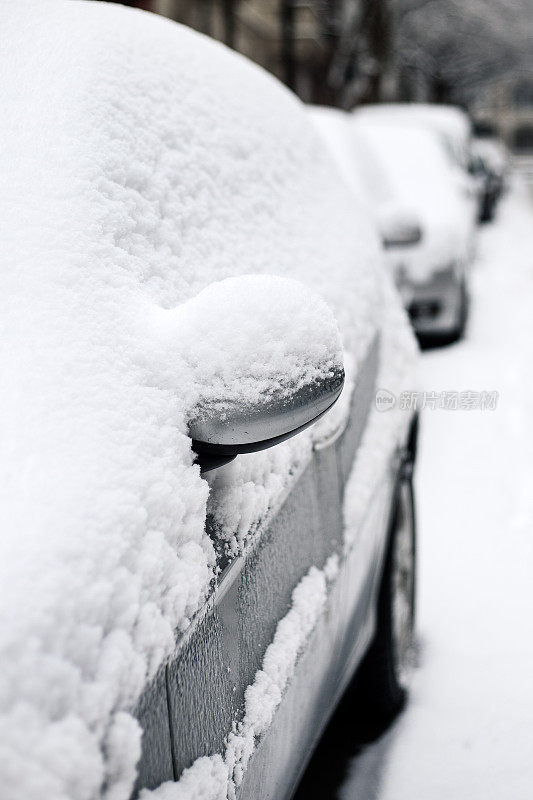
<box><xmin>309</xmin><ymin>104</ymin><xmax>477</xmax><ymax>344</ymax></box>
<box><xmin>309</xmin><ymin>106</ymin><xmax>425</xmax><ymax>317</ymax></box>
<box><xmin>0</xmin><ymin>5</ymin><xmax>418</xmax><ymax>800</ymax></box>
<box><xmin>351</xmin><ymin>108</ymin><xmax>478</xmax><ymax>343</ymax></box>
<box><xmin>308</xmin><ymin>106</ymin><xmax>424</xmax><ymax>251</ymax></box>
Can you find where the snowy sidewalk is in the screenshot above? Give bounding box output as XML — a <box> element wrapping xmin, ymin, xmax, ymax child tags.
<box><xmin>340</xmin><ymin>179</ymin><xmax>533</xmax><ymax>800</ymax></box>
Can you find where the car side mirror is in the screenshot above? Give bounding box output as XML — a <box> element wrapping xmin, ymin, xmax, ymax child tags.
<box><xmin>183</xmin><ymin>275</ymin><xmax>345</xmax><ymax>472</ymax></box>
<box><xmin>190</xmin><ymin>368</ymin><xmax>344</xmax><ymax>471</ymax></box>
<box><xmin>379</xmin><ymin>207</ymin><xmax>423</xmax><ymax>249</ymax></box>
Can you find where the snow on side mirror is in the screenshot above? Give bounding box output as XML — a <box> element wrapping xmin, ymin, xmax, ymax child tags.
<box><xmin>183</xmin><ymin>275</ymin><xmax>345</xmax><ymax>472</ymax></box>
<box><xmin>379</xmin><ymin>206</ymin><xmax>423</xmax><ymax>249</ymax></box>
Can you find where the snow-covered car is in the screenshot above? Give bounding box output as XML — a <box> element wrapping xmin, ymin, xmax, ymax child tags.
<box><xmin>0</xmin><ymin>4</ymin><xmax>418</xmax><ymax>800</ymax></box>
<box><xmin>308</xmin><ymin>106</ymin><xmax>431</xmax><ymax>336</ymax></box>
<box><xmin>351</xmin><ymin>108</ymin><xmax>478</xmax><ymax>342</ymax></box>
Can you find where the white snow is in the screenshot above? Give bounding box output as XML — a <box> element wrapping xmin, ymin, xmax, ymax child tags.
<box><xmin>340</xmin><ymin>177</ymin><xmax>533</xmax><ymax>800</ymax></box>
<box><xmin>307</xmin><ymin>107</ymin><xmax>384</xmax><ymax>203</ymax></box>
<box><xmin>139</xmin><ymin>757</ymin><xmax>228</xmax><ymax>800</ymax></box>
<box><xmin>354</xmin><ymin>103</ymin><xmax>473</xmax><ymax>171</ymax></box>
<box><xmin>0</xmin><ymin>2</ymin><xmax>386</xmax><ymax>799</ymax></box>
<box><xmin>224</xmin><ymin>564</ymin><xmax>332</xmax><ymax>794</ymax></box>
<box><xmin>171</xmin><ymin>274</ymin><xmax>343</xmax><ymax>414</ymax></box>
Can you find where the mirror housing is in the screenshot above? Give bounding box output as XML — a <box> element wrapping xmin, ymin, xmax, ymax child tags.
<box><xmin>379</xmin><ymin>207</ymin><xmax>423</xmax><ymax>249</ymax></box>
<box><xmin>181</xmin><ymin>275</ymin><xmax>345</xmax><ymax>473</ymax></box>
<box><xmin>190</xmin><ymin>367</ymin><xmax>344</xmax><ymax>471</ymax></box>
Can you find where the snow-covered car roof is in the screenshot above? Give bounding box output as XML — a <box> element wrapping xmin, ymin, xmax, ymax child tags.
<box><xmin>0</xmin><ymin>3</ymin><xmax>386</xmax><ymax>798</ymax></box>
<box><xmin>354</xmin><ymin>103</ymin><xmax>473</xmax><ymax>170</ymax></box>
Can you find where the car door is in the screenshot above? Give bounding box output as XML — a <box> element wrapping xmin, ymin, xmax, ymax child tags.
<box><xmin>132</xmin><ymin>327</ymin><xmax>404</xmax><ymax>799</ymax></box>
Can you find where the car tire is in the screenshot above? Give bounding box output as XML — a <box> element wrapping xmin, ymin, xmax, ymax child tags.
<box><xmin>480</xmin><ymin>193</ymin><xmax>495</xmax><ymax>223</ymax></box>
<box><xmin>353</xmin><ymin>468</ymin><xmax>416</xmax><ymax>724</ymax></box>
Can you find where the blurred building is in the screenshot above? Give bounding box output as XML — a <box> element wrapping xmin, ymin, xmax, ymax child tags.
<box><xmin>115</xmin><ymin>1</ymin><xmax>342</xmax><ymax>104</ymax></box>
<box><xmin>102</xmin><ymin>1</ymin><xmax>398</xmax><ymax>108</ymax></box>
<box><xmin>472</xmin><ymin>76</ymin><xmax>533</xmax><ymax>153</ymax></box>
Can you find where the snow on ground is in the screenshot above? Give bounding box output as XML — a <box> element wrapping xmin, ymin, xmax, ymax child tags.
<box><xmin>340</xmin><ymin>176</ymin><xmax>533</xmax><ymax>800</ymax></box>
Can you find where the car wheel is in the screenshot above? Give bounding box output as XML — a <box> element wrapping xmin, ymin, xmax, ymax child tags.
<box><xmin>353</xmin><ymin>470</ymin><xmax>416</xmax><ymax>723</ymax></box>
<box><xmin>480</xmin><ymin>193</ymin><xmax>495</xmax><ymax>223</ymax></box>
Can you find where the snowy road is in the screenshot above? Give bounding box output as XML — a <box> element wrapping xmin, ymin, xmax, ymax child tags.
<box><xmin>295</xmin><ymin>176</ymin><xmax>533</xmax><ymax>800</ymax></box>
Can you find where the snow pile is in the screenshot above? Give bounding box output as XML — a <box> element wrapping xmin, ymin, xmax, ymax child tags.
<box><xmin>168</xmin><ymin>274</ymin><xmax>343</xmax><ymax>415</ymax></box>
<box><xmin>224</xmin><ymin>558</ymin><xmax>337</xmax><ymax>793</ymax></box>
<box><xmin>141</xmin><ymin>557</ymin><xmax>339</xmax><ymax>800</ymax></box>
<box><xmin>205</xmin><ymin>435</ymin><xmax>312</xmax><ymax>554</ymax></box>
<box><xmin>139</xmin><ymin>757</ymin><xmax>228</xmax><ymax>800</ymax></box>
<box><xmin>0</xmin><ymin>2</ymin><xmax>383</xmax><ymax>799</ymax></box>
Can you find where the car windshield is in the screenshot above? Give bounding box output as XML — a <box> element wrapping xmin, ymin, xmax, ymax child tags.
<box><xmin>353</xmin><ymin>122</ymin><xmax>457</xmax><ymax>209</ymax></box>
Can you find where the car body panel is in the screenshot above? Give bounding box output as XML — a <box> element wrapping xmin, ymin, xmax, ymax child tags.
<box><xmin>237</xmin><ymin>477</ymin><xmax>394</xmax><ymax>800</ymax></box>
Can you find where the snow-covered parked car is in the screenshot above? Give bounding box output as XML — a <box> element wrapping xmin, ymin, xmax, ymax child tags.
<box><xmin>351</xmin><ymin>108</ymin><xmax>478</xmax><ymax>342</ymax></box>
<box><xmin>308</xmin><ymin>107</ymin><xmax>426</xmax><ymax>322</ymax></box>
<box><xmin>0</xmin><ymin>4</ymin><xmax>418</xmax><ymax>800</ymax></box>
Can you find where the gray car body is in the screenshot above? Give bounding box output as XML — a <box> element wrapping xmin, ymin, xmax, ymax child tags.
<box><xmin>132</xmin><ymin>335</ymin><xmax>416</xmax><ymax>799</ymax></box>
